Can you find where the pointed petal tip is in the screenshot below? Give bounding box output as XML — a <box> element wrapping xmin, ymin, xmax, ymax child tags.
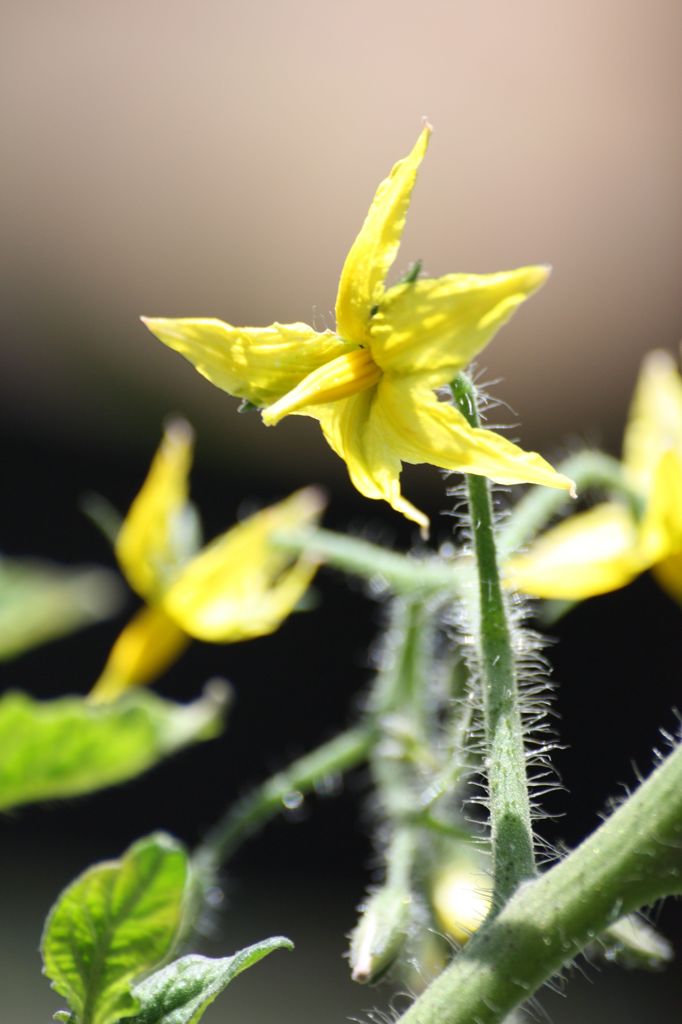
<box><xmin>526</xmin><ymin>264</ymin><xmax>552</xmax><ymax>290</ymax></box>
<box><xmin>295</xmin><ymin>485</ymin><xmax>328</xmax><ymax>519</ymax></box>
<box><xmin>557</xmin><ymin>473</ymin><xmax>577</xmax><ymax>498</ymax></box>
<box><xmin>162</xmin><ymin>416</ymin><xmax>195</xmax><ymax>446</ymax></box>
<box><xmin>140</xmin><ymin>315</ymin><xmax>167</xmax><ymax>336</ymax></box>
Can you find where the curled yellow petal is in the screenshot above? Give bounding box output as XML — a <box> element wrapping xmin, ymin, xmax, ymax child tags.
<box><xmin>142</xmin><ymin>317</ymin><xmax>352</xmax><ymax>407</ymax></box>
<box><xmin>262</xmin><ymin>347</ymin><xmax>381</xmax><ymax>425</ymax></box>
<box><xmin>505</xmin><ymin>503</ymin><xmax>644</xmax><ymax>600</ymax></box>
<box><xmin>369</xmin><ymin>267</ymin><xmax>550</xmax><ymax>384</ymax></box>
<box><xmin>335</xmin><ymin>124</ymin><xmax>431</xmax><ymax>345</ymax></box>
<box><xmin>375</xmin><ymin>379</ymin><xmax>575</xmax><ymax>494</ymax></box>
<box><xmin>89</xmin><ymin>605</ymin><xmax>190</xmax><ymax>703</ymax></box>
<box><xmin>623</xmin><ymin>349</ymin><xmax>682</xmax><ymax>492</ymax></box>
<box><xmin>115</xmin><ymin>421</ymin><xmax>196</xmax><ymax>600</ymax></box>
<box><xmin>162</xmin><ymin>488</ymin><xmax>325</xmax><ymax>641</ymax></box>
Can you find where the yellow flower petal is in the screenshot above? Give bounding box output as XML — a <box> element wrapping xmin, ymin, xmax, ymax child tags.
<box><xmin>310</xmin><ymin>392</ymin><xmax>430</xmax><ymax>532</ymax></box>
<box><xmin>89</xmin><ymin>605</ymin><xmax>190</xmax><ymax>703</ymax></box>
<box><xmin>335</xmin><ymin>124</ymin><xmax>431</xmax><ymax>345</ymax></box>
<box><xmin>431</xmin><ymin>862</ymin><xmax>492</xmax><ymax>945</ymax></box>
<box><xmin>369</xmin><ymin>267</ymin><xmax>550</xmax><ymax>384</ymax></box>
<box><xmin>623</xmin><ymin>349</ymin><xmax>682</xmax><ymax>492</ymax></box>
<box><xmin>639</xmin><ymin>450</ymin><xmax>682</xmax><ymax>562</ymax></box>
<box><xmin>375</xmin><ymin>379</ymin><xmax>575</xmax><ymax>493</ymax></box>
<box><xmin>115</xmin><ymin>421</ymin><xmax>196</xmax><ymax>600</ymax></box>
<box><xmin>505</xmin><ymin>503</ymin><xmax>644</xmax><ymax>599</ymax></box>
<box><xmin>142</xmin><ymin>317</ymin><xmax>352</xmax><ymax>407</ymax></box>
<box><xmin>652</xmin><ymin>552</ymin><xmax>682</xmax><ymax>604</ymax></box>
<box><xmin>162</xmin><ymin>488</ymin><xmax>325</xmax><ymax>641</ymax></box>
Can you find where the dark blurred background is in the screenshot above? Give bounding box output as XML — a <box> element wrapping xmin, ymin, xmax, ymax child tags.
<box><xmin>2</xmin><ymin>1</ymin><xmax>681</xmax><ymax>1020</ymax></box>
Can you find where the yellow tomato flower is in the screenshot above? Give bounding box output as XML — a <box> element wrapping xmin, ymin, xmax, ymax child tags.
<box><xmin>142</xmin><ymin>125</ymin><xmax>573</xmax><ymax>532</ymax></box>
<box><xmin>90</xmin><ymin>421</ymin><xmax>323</xmax><ymax>702</ymax></box>
<box><xmin>506</xmin><ymin>350</ymin><xmax>682</xmax><ymax>601</ymax></box>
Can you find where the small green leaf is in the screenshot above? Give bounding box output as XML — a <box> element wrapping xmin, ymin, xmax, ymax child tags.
<box><xmin>128</xmin><ymin>938</ymin><xmax>293</xmax><ymax>1024</ymax></box>
<box><xmin>0</xmin><ymin>556</ymin><xmax>122</xmax><ymax>660</ymax></box>
<box><xmin>42</xmin><ymin>833</ymin><xmax>190</xmax><ymax>1024</ymax></box>
<box><xmin>0</xmin><ymin>684</ymin><xmax>228</xmax><ymax>812</ymax></box>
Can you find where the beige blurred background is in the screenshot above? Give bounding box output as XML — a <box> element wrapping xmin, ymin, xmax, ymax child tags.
<box><xmin>2</xmin><ymin>3</ymin><xmax>682</xmax><ymax>1022</ymax></box>
<box><xmin>2</xmin><ymin>0</ymin><xmax>681</xmax><ymax>486</ymax></box>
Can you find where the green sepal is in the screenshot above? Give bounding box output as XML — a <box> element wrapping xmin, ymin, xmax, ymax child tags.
<box><xmin>127</xmin><ymin>939</ymin><xmax>293</xmax><ymax>1024</ymax></box>
<box><xmin>0</xmin><ymin>684</ymin><xmax>228</xmax><ymax>812</ymax></box>
<box><xmin>398</xmin><ymin>259</ymin><xmax>423</xmax><ymax>285</ymax></box>
<box><xmin>598</xmin><ymin>914</ymin><xmax>673</xmax><ymax>970</ymax></box>
<box><xmin>42</xmin><ymin>833</ymin><xmax>190</xmax><ymax>1024</ymax></box>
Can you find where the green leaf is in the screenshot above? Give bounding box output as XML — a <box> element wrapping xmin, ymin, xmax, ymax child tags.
<box><xmin>0</xmin><ymin>556</ymin><xmax>122</xmax><ymax>660</ymax></box>
<box><xmin>0</xmin><ymin>684</ymin><xmax>228</xmax><ymax>812</ymax></box>
<box><xmin>128</xmin><ymin>939</ymin><xmax>293</xmax><ymax>1024</ymax></box>
<box><xmin>42</xmin><ymin>833</ymin><xmax>190</xmax><ymax>1024</ymax></box>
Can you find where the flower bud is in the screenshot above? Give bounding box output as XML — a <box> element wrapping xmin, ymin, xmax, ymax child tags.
<box><xmin>349</xmin><ymin>886</ymin><xmax>412</xmax><ymax>984</ymax></box>
<box><xmin>430</xmin><ymin>860</ymin><xmax>492</xmax><ymax>945</ymax></box>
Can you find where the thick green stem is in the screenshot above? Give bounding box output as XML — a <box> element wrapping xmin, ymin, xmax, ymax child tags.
<box><xmin>451</xmin><ymin>374</ymin><xmax>535</xmax><ymax>907</ymax></box>
<box><xmin>398</xmin><ymin>739</ymin><xmax>682</xmax><ymax>1024</ymax></box>
<box><xmin>194</xmin><ymin>725</ymin><xmax>373</xmax><ymax>869</ymax></box>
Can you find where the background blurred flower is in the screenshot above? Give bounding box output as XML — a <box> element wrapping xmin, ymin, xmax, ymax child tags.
<box><xmin>91</xmin><ymin>422</ymin><xmax>324</xmax><ymax>702</ymax></box>
<box><xmin>506</xmin><ymin>351</ymin><xmax>682</xmax><ymax>602</ymax></box>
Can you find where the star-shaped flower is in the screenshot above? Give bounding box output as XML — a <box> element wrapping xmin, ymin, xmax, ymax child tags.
<box><xmin>506</xmin><ymin>350</ymin><xmax>682</xmax><ymax>601</ymax></box>
<box><xmin>91</xmin><ymin>421</ymin><xmax>323</xmax><ymax>702</ymax></box>
<box><xmin>143</xmin><ymin>126</ymin><xmax>573</xmax><ymax>531</ymax></box>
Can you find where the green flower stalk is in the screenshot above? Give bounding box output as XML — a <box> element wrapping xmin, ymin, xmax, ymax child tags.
<box><xmin>451</xmin><ymin>373</ymin><xmax>536</xmax><ymax>909</ymax></box>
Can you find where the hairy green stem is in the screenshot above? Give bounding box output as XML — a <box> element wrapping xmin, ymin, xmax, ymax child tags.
<box><xmin>370</xmin><ymin>598</ymin><xmax>433</xmax><ymax>844</ymax></box>
<box><xmin>398</xmin><ymin>738</ymin><xmax>682</xmax><ymax>1024</ymax></box>
<box><xmin>498</xmin><ymin>450</ymin><xmax>641</xmax><ymax>558</ymax></box>
<box><xmin>451</xmin><ymin>374</ymin><xmax>535</xmax><ymax>907</ymax></box>
<box><xmin>194</xmin><ymin>725</ymin><xmax>373</xmax><ymax>869</ymax></box>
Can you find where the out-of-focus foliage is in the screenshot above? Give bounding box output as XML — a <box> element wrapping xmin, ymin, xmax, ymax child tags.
<box><xmin>0</xmin><ymin>685</ymin><xmax>227</xmax><ymax>811</ymax></box>
<box><xmin>0</xmin><ymin>556</ymin><xmax>122</xmax><ymax>660</ymax></box>
<box><xmin>91</xmin><ymin>421</ymin><xmax>324</xmax><ymax>702</ymax></box>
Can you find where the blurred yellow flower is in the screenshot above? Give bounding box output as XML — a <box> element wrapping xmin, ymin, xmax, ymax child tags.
<box><xmin>431</xmin><ymin>859</ymin><xmax>492</xmax><ymax>945</ymax></box>
<box><xmin>506</xmin><ymin>351</ymin><xmax>682</xmax><ymax>601</ymax></box>
<box><xmin>143</xmin><ymin>125</ymin><xmax>573</xmax><ymax>532</ymax></box>
<box><xmin>90</xmin><ymin>422</ymin><xmax>323</xmax><ymax>702</ymax></box>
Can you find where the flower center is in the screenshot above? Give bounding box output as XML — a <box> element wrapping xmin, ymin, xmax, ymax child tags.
<box><xmin>262</xmin><ymin>347</ymin><xmax>382</xmax><ymax>425</ymax></box>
